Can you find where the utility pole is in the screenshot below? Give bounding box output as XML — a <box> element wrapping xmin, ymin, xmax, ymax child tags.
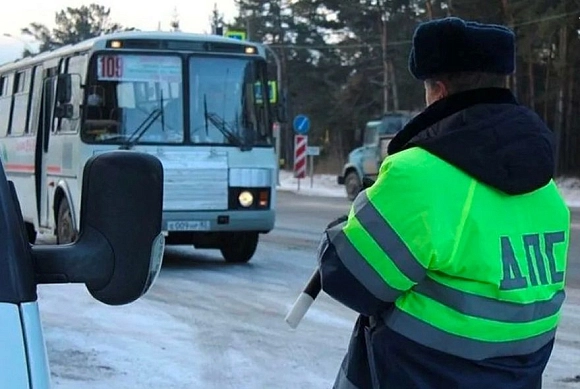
<box><xmin>264</xmin><ymin>45</ymin><xmax>283</xmax><ymax>186</ymax></box>
<box><xmin>380</xmin><ymin>7</ymin><xmax>389</xmax><ymax>114</ymax></box>
<box><xmin>210</xmin><ymin>3</ymin><xmax>224</xmax><ymax>35</ymax></box>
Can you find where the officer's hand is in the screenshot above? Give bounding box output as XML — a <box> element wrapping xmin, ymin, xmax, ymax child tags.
<box><xmin>326</xmin><ymin>215</ymin><xmax>348</xmax><ymax>229</ymax></box>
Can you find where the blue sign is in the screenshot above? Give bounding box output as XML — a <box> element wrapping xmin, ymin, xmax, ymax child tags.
<box><xmin>293</xmin><ymin>115</ymin><xmax>310</xmax><ymax>135</ymax></box>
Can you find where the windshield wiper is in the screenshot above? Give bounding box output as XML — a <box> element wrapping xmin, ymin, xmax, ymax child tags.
<box><xmin>160</xmin><ymin>89</ymin><xmax>165</xmax><ymax>133</ymax></box>
<box><xmin>120</xmin><ymin>91</ymin><xmax>166</xmax><ymax>150</ymax></box>
<box><xmin>203</xmin><ymin>94</ymin><xmax>249</xmax><ymax>151</ymax></box>
<box><xmin>204</xmin><ymin>94</ymin><xmax>209</xmax><ymax>137</ymax></box>
<box><xmin>206</xmin><ymin>113</ymin><xmax>250</xmax><ymax>151</ymax></box>
<box><xmin>119</xmin><ymin>108</ymin><xmax>162</xmax><ymax>150</ymax></box>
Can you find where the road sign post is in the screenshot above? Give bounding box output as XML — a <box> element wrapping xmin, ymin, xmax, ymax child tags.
<box><xmin>273</xmin><ymin>122</ymin><xmax>281</xmax><ymax>186</ymax></box>
<box><xmin>309</xmin><ymin>154</ymin><xmax>313</xmax><ymax>189</ymax></box>
<box><xmin>294</xmin><ymin>135</ymin><xmax>307</xmax><ymax>190</ymax></box>
<box><xmin>306</xmin><ymin>146</ymin><xmax>320</xmax><ymax>188</ymax></box>
<box><xmin>292</xmin><ymin>115</ymin><xmax>310</xmax><ymax>190</ymax></box>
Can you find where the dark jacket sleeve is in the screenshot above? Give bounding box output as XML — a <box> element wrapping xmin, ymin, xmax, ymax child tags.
<box><xmin>315</xmin><ymin>155</ymin><xmax>433</xmax><ymax>316</ymax></box>
<box><xmin>317</xmin><ymin>226</ymin><xmax>393</xmax><ymax>316</ymax></box>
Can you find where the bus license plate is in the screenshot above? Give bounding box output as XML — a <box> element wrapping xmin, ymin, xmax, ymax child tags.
<box><xmin>167</xmin><ymin>221</ymin><xmax>210</xmax><ymax>231</ymax></box>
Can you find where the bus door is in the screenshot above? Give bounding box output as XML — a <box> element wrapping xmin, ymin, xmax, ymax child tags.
<box><xmin>34</xmin><ymin>67</ymin><xmax>58</xmax><ymax>228</ymax></box>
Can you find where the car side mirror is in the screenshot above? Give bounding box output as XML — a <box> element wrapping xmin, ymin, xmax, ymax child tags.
<box><xmin>32</xmin><ymin>151</ymin><xmax>165</xmax><ymax>305</ymax></box>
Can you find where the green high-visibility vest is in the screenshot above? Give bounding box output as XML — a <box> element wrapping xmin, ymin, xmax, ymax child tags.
<box><xmin>327</xmin><ymin>147</ymin><xmax>569</xmax><ymax>360</ymax></box>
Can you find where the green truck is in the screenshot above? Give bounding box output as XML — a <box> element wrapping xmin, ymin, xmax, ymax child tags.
<box><xmin>337</xmin><ymin>111</ymin><xmax>417</xmax><ymax>200</ymax></box>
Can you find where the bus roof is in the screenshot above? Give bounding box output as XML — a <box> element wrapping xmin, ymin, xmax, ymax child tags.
<box><xmin>0</xmin><ymin>31</ymin><xmax>266</xmax><ymax>72</ymax></box>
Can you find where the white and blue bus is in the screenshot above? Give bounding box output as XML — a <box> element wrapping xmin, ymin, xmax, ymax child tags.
<box><xmin>0</xmin><ymin>31</ymin><xmax>285</xmax><ymax>263</ymax></box>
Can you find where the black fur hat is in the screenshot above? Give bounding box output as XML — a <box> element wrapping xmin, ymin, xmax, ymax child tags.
<box><xmin>408</xmin><ymin>17</ymin><xmax>516</xmax><ymax>80</ymax></box>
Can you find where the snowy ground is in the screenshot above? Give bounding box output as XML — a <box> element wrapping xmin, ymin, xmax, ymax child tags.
<box><xmin>40</xmin><ymin>243</ymin><xmax>357</xmax><ymax>389</ymax></box>
<box><xmin>546</xmin><ymin>288</ymin><xmax>580</xmax><ymax>388</ymax></box>
<box><xmin>557</xmin><ymin>177</ymin><xmax>580</xmax><ymax>208</ymax></box>
<box><xmin>278</xmin><ymin>170</ymin><xmax>346</xmax><ymax>198</ymax></box>
<box><xmin>278</xmin><ymin>169</ymin><xmax>580</xmax><ymax>208</ymax></box>
<box><xmin>32</xmin><ymin>177</ymin><xmax>580</xmax><ymax>388</ymax></box>
<box><xmin>38</xmin><ymin>241</ymin><xmax>580</xmax><ymax>389</ymax></box>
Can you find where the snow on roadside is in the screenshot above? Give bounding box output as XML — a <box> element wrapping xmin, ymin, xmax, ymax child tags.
<box><xmin>278</xmin><ymin>170</ymin><xmax>580</xmax><ymax>208</ymax></box>
<box><xmin>277</xmin><ymin>169</ymin><xmax>345</xmax><ymax>198</ymax></box>
<box><xmin>543</xmin><ymin>287</ymin><xmax>580</xmax><ymax>387</ymax></box>
<box><xmin>556</xmin><ymin>177</ymin><xmax>580</xmax><ymax>208</ymax></box>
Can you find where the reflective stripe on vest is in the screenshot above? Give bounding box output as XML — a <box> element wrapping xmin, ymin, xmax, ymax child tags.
<box><xmin>384</xmin><ymin>307</ymin><xmax>558</xmax><ymax>360</ymax></box>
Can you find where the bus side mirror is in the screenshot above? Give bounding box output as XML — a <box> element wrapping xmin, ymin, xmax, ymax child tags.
<box><xmin>56</xmin><ymin>74</ymin><xmax>72</xmax><ymax>104</ymax></box>
<box><xmin>32</xmin><ymin>151</ymin><xmax>165</xmax><ymax>306</ymax></box>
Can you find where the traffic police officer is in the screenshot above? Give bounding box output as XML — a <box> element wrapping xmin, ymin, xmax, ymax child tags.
<box><xmin>317</xmin><ymin>17</ymin><xmax>570</xmax><ymax>389</ymax></box>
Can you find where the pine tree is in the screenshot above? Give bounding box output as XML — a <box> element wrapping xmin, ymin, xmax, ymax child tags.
<box><xmin>21</xmin><ymin>3</ymin><xmax>132</xmax><ymax>54</ymax></box>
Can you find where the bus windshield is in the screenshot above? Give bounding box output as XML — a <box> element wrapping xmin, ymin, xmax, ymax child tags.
<box><xmin>82</xmin><ymin>54</ymin><xmax>184</xmax><ymax>144</ymax></box>
<box><xmin>189</xmin><ymin>56</ymin><xmax>271</xmax><ymax>147</ymax></box>
<box><xmin>81</xmin><ymin>53</ymin><xmax>272</xmax><ymax>148</ymax></box>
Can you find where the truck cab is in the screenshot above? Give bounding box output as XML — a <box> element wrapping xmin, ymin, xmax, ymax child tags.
<box><xmin>337</xmin><ymin>111</ymin><xmax>417</xmax><ymax>200</ymax></box>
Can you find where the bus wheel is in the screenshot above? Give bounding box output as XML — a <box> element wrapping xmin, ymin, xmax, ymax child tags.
<box><xmin>219</xmin><ymin>232</ymin><xmax>259</xmax><ymax>263</ymax></box>
<box><xmin>57</xmin><ymin>199</ymin><xmax>77</xmax><ymax>244</ymax></box>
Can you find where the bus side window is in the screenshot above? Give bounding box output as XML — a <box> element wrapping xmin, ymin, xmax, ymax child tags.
<box><xmin>28</xmin><ymin>66</ymin><xmax>44</xmax><ymax>136</ymax></box>
<box><xmin>58</xmin><ymin>54</ymin><xmax>86</xmax><ymax>133</ymax></box>
<box><xmin>10</xmin><ymin>70</ymin><xmax>32</xmax><ymax>136</ymax></box>
<box><xmin>0</xmin><ymin>74</ymin><xmax>13</xmax><ymax>137</ymax></box>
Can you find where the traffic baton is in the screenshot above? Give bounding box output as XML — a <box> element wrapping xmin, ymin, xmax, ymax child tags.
<box><xmin>284</xmin><ymin>177</ymin><xmax>375</xmax><ymax>329</ymax></box>
<box><xmin>284</xmin><ymin>268</ymin><xmax>321</xmax><ymax>329</ymax></box>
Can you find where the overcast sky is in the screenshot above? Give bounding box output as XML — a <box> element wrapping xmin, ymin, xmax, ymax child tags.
<box><xmin>0</xmin><ymin>0</ymin><xmax>238</xmax><ymax>65</ymax></box>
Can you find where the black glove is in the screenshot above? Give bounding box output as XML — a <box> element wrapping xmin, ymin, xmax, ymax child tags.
<box><xmin>326</xmin><ymin>214</ymin><xmax>348</xmax><ymax>229</ymax></box>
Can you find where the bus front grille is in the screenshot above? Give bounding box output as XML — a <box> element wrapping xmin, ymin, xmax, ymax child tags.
<box><xmin>158</xmin><ymin>151</ymin><xmax>228</xmax><ymax>211</ymax></box>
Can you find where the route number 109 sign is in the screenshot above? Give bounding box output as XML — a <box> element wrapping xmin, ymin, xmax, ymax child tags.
<box><xmin>99</xmin><ymin>56</ymin><xmax>123</xmax><ymax>79</ymax></box>
<box><xmin>97</xmin><ymin>55</ymin><xmax>181</xmax><ymax>83</ymax></box>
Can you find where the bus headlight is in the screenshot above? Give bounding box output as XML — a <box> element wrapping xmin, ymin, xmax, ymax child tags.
<box><xmin>238</xmin><ymin>191</ymin><xmax>254</xmax><ymax>207</ymax></box>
